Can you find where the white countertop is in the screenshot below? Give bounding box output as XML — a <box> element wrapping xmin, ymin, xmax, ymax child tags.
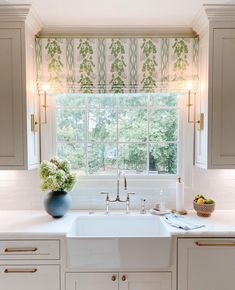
<box><xmin>0</xmin><ymin>210</ymin><xmax>234</xmax><ymax>238</ymax></box>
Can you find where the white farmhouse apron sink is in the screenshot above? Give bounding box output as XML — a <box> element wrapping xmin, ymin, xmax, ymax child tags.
<box><xmin>66</xmin><ymin>214</ymin><xmax>172</xmax><ymax>269</ymax></box>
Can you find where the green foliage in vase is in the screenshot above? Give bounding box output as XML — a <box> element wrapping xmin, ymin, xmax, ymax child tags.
<box><xmin>141</xmin><ymin>39</ymin><xmax>158</xmax><ymax>92</ymax></box>
<box><xmin>39</xmin><ymin>157</ymin><xmax>77</xmax><ymax>192</ymax></box>
<box><xmin>78</xmin><ymin>39</ymin><xmax>95</xmax><ymax>93</ymax></box>
<box><xmin>172</xmin><ymin>38</ymin><xmax>189</xmax><ymax>81</ymax></box>
<box><xmin>109</xmin><ymin>39</ymin><xmax>126</xmax><ymax>93</ymax></box>
<box><xmin>46</xmin><ymin>39</ymin><xmax>63</xmax><ymax>85</ymax></box>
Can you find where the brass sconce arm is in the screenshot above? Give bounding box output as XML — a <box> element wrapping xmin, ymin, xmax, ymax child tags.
<box><xmin>187</xmin><ymin>89</ymin><xmax>204</xmax><ymax>131</ymax></box>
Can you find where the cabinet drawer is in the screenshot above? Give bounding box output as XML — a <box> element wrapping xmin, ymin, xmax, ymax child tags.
<box><xmin>0</xmin><ymin>265</ymin><xmax>60</xmax><ymax>290</ymax></box>
<box><xmin>0</xmin><ymin>240</ymin><xmax>60</xmax><ymax>260</ymax></box>
<box><xmin>178</xmin><ymin>238</ymin><xmax>235</xmax><ymax>290</ymax></box>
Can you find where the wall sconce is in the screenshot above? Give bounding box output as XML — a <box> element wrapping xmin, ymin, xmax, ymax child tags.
<box><xmin>31</xmin><ymin>84</ymin><xmax>49</xmax><ymax>132</ymax></box>
<box><xmin>186</xmin><ymin>82</ymin><xmax>204</xmax><ymax>131</ymax></box>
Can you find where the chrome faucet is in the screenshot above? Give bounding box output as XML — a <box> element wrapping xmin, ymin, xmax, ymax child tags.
<box><xmin>100</xmin><ymin>171</ymin><xmax>135</xmax><ymax>214</ymax></box>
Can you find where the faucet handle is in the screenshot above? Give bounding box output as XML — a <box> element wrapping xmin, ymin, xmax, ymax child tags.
<box><xmin>127</xmin><ymin>192</ymin><xmax>135</xmax><ymax>195</ymax></box>
<box><xmin>100</xmin><ymin>192</ymin><xmax>109</xmax><ymax>200</ymax></box>
<box><xmin>127</xmin><ymin>192</ymin><xmax>135</xmax><ymax>199</ymax></box>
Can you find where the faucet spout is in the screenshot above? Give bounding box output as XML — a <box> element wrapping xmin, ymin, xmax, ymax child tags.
<box><xmin>116</xmin><ymin>171</ymin><xmax>126</xmax><ymax>201</ymax></box>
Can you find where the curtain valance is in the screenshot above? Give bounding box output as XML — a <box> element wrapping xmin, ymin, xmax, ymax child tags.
<box><xmin>36</xmin><ymin>37</ymin><xmax>198</xmax><ymax>94</ymax></box>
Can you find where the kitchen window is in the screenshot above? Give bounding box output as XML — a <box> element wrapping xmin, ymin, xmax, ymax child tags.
<box><xmin>52</xmin><ymin>92</ymin><xmax>181</xmax><ymax>176</ymax></box>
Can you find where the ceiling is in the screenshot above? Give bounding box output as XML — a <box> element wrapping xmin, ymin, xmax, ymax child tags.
<box><xmin>1</xmin><ymin>0</ymin><xmax>235</xmax><ymax>26</ymax></box>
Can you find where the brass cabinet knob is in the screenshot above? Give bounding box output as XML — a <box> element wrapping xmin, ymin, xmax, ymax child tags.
<box><xmin>122</xmin><ymin>275</ymin><xmax>127</xmax><ymax>281</ymax></box>
<box><xmin>111</xmin><ymin>275</ymin><xmax>116</xmax><ymax>281</ymax></box>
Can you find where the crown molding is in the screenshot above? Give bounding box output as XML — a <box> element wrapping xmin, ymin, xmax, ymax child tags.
<box><xmin>204</xmin><ymin>4</ymin><xmax>235</xmax><ymax>21</ymax></box>
<box><xmin>192</xmin><ymin>4</ymin><xmax>235</xmax><ymax>36</ymax></box>
<box><xmin>0</xmin><ymin>5</ymin><xmax>43</xmax><ymax>34</ymax></box>
<box><xmin>192</xmin><ymin>6</ymin><xmax>208</xmax><ymax>36</ymax></box>
<box><xmin>26</xmin><ymin>7</ymin><xmax>43</xmax><ymax>35</ymax></box>
<box><xmin>38</xmin><ymin>25</ymin><xmax>196</xmax><ymax>38</ymax></box>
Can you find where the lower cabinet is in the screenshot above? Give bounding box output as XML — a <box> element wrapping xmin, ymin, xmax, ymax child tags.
<box><xmin>66</xmin><ymin>272</ymin><xmax>171</xmax><ymax>290</ymax></box>
<box><xmin>178</xmin><ymin>238</ymin><xmax>235</xmax><ymax>290</ymax></box>
<box><xmin>0</xmin><ymin>265</ymin><xmax>60</xmax><ymax>290</ymax></box>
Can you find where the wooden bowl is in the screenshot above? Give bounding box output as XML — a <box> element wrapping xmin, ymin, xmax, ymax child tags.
<box><xmin>193</xmin><ymin>201</ymin><xmax>215</xmax><ymax>217</ymax></box>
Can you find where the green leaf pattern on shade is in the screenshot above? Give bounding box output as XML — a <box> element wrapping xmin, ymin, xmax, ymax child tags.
<box><xmin>141</xmin><ymin>39</ymin><xmax>158</xmax><ymax>92</ymax></box>
<box><xmin>40</xmin><ymin>38</ymin><xmax>197</xmax><ymax>93</ymax></box>
<box><xmin>78</xmin><ymin>39</ymin><xmax>95</xmax><ymax>93</ymax></box>
<box><xmin>172</xmin><ymin>38</ymin><xmax>189</xmax><ymax>81</ymax></box>
<box><xmin>109</xmin><ymin>39</ymin><xmax>127</xmax><ymax>93</ymax></box>
<box><xmin>46</xmin><ymin>39</ymin><xmax>63</xmax><ymax>85</ymax></box>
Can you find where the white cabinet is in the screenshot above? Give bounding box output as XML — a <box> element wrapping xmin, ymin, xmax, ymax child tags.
<box><xmin>0</xmin><ymin>265</ymin><xmax>60</xmax><ymax>290</ymax></box>
<box><xmin>178</xmin><ymin>238</ymin><xmax>235</xmax><ymax>290</ymax></box>
<box><xmin>0</xmin><ymin>29</ymin><xmax>24</xmax><ymax>167</ymax></box>
<box><xmin>66</xmin><ymin>273</ymin><xmax>118</xmax><ymax>290</ymax></box>
<box><xmin>0</xmin><ymin>5</ymin><xmax>42</xmax><ymax>169</ymax></box>
<box><xmin>210</xmin><ymin>29</ymin><xmax>235</xmax><ymax>167</ymax></box>
<box><xmin>66</xmin><ymin>272</ymin><xmax>171</xmax><ymax>290</ymax></box>
<box><xmin>0</xmin><ymin>239</ymin><xmax>60</xmax><ymax>260</ymax></box>
<box><xmin>119</xmin><ymin>272</ymin><xmax>171</xmax><ymax>290</ymax></box>
<box><xmin>0</xmin><ymin>239</ymin><xmax>60</xmax><ymax>290</ymax></box>
<box><xmin>194</xmin><ymin>5</ymin><xmax>235</xmax><ymax>168</ymax></box>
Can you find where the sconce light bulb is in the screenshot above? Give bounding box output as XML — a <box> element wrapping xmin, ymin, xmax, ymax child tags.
<box><xmin>186</xmin><ymin>81</ymin><xmax>193</xmax><ymax>91</ymax></box>
<box><xmin>43</xmin><ymin>84</ymin><xmax>50</xmax><ymax>92</ymax></box>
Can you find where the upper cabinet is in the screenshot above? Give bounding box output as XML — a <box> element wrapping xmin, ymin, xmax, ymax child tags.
<box><xmin>194</xmin><ymin>5</ymin><xmax>235</xmax><ymax>169</ymax></box>
<box><xmin>0</xmin><ymin>5</ymin><xmax>42</xmax><ymax>169</ymax></box>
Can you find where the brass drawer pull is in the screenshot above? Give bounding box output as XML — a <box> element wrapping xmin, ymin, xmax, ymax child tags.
<box><xmin>4</xmin><ymin>247</ymin><xmax>38</xmax><ymax>253</ymax></box>
<box><xmin>111</xmin><ymin>275</ymin><xmax>117</xmax><ymax>281</ymax></box>
<box><xmin>4</xmin><ymin>268</ymin><xmax>37</xmax><ymax>273</ymax></box>
<box><xmin>195</xmin><ymin>241</ymin><xmax>235</xmax><ymax>247</ymax></box>
<box><xmin>122</xmin><ymin>275</ymin><xmax>127</xmax><ymax>281</ymax></box>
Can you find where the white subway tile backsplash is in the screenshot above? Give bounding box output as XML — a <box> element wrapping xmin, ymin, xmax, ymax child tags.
<box><xmin>0</xmin><ymin>167</ymin><xmax>234</xmax><ymax>210</ymax></box>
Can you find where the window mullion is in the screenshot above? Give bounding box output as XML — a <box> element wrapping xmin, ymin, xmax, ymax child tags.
<box><xmin>116</xmin><ymin>94</ymin><xmax>119</xmax><ymax>175</ymax></box>
<box><xmin>147</xmin><ymin>93</ymin><xmax>150</xmax><ymax>176</ymax></box>
<box><xmin>85</xmin><ymin>95</ymin><xmax>89</xmax><ymax>175</ymax></box>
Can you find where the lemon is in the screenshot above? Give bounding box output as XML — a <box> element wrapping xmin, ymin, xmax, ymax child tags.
<box><xmin>197</xmin><ymin>198</ymin><xmax>206</xmax><ymax>204</ymax></box>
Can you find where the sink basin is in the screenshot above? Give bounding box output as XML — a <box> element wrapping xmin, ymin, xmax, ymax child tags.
<box><xmin>66</xmin><ymin>214</ymin><xmax>172</xmax><ymax>269</ymax></box>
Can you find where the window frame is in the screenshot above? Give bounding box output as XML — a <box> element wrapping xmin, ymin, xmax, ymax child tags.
<box><xmin>40</xmin><ymin>92</ymin><xmax>193</xmax><ymax>187</ymax></box>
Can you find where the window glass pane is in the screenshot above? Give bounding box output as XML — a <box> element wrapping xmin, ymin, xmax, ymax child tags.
<box><xmin>57</xmin><ymin>142</ymin><xmax>86</xmax><ymax>174</ymax></box>
<box><xmin>57</xmin><ymin>109</ymin><xmax>85</xmax><ymax>142</ymax></box>
<box><xmin>119</xmin><ymin>109</ymin><xmax>147</xmax><ymax>142</ymax></box>
<box><xmin>88</xmin><ymin>109</ymin><xmax>117</xmax><ymax>142</ymax></box>
<box><xmin>150</xmin><ymin>93</ymin><xmax>178</xmax><ymax>107</ymax></box>
<box><xmin>118</xmin><ymin>144</ymin><xmax>147</xmax><ymax>174</ymax></box>
<box><xmin>149</xmin><ymin>143</ymin><xmax>177</xmax><ymax>174</ymax></box>
<box><xmin>88</xmin><ymin>143</ymin><xmax>117</xmax><ymax>175</ymax></box>
<box><xmin>118</xmin><ymin>94</ymin><xmax>147</xmax><ymax>107</ymax></box>
<box><xmin>57</xmin><ymin>93</ymin><xmax>86</xmax><ymax>107</ymax></box>
<box><xmin>150</xmin><ymin>109</ymin><xmax>178</xmax><ymax>142</ymax></box>
<box><xmin>87</xmin><ymin>94</ymin><xmax>116</xmax><ymax>107</ymax></box>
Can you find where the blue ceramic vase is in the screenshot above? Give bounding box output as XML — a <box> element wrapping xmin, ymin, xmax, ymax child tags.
<box><xmin>44</xmin><ymin>190</ymin><xmax>71</xmax><ymax>218</ymax></box>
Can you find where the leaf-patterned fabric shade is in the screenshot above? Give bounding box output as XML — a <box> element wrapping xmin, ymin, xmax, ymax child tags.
<box><xmin>36</xmin><ymin>37</ymin><xmax>199</xmax><ymax>93</ymax></box>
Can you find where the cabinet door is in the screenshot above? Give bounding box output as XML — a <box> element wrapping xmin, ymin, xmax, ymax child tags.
<box><xmin>119</xmin><ymin>272</ymin><xmax>171</xmax><ymax>290</ymax></box>
<box><xmin>0</xmin><ymin>29</ymin><xmax>24</xmax><ymax>167</ymax></box>
<box><xmin>66</xmin><ymin>273</ymin><xmax>118</xmax><ymax>290</ymax></box>
<box><xmin>178</xmin><ymin>238</ymin><xmax>235</xmax><ymax>290</ymax></box>
<box><xmin>0</xmin><ymin>265</ymin><xmax>60</xmax><ymax>290</ymax></box>
<box><xmin>210</xmin><ymin>29</ymin><xmax>235</xmax><ymax>168</ymax></box>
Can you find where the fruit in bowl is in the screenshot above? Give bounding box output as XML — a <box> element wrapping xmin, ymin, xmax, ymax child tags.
<box><xmin>193</xmin><ymin>194</ymin><xmax>215</xmax><ymax>217</ymax></box>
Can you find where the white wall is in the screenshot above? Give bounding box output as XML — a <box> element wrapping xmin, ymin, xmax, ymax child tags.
<box><xmin>0</xmin><ymin>168</ymin><xmax>234</xmax><ymax>211</ymax></box>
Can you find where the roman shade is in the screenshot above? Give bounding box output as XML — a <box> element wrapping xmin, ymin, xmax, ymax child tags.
<box><xmin>36</xmin><ymin>37</ymin><xmax>198</xmax><ymax>93</ymax></box>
